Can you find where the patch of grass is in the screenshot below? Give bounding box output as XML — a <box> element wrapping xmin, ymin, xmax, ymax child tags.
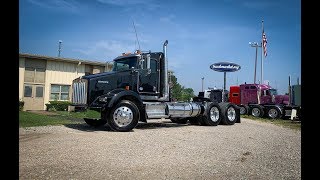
<box><xmin>55</xmin><ymin>110</ymin><xmax>100</xmax><ymax>119</ymax></box>
<box><xmin>19</xmin><ymin>110</ymin><xmax>101</xmax><ymax>128</ymax></box>
<box><xmin>19</xmin><ymin>111</ymin><xmax>74</xmax><ymax>127</ymax></box>
<box><xmin>241</xmin><ymin>115</ymin><xmax>301</xmax><ymax>131</ymax></box>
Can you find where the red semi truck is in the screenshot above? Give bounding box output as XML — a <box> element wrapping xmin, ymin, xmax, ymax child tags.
<box><xmin>228</xmin><ymin>83</ymin><xmax>300</xmax><ymax>119</ymax></box>
<box><xmin>202</xmin><ymin>82</ymin><xmax>301</xmax><ymax>120</ymax></box>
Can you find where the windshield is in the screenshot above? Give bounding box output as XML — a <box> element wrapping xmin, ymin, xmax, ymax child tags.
<box><xmin>269</xmin><ymin>89</ymin><xmax>278</xmax><ymax>95</ymax></box>
<box><xmin>112</xmin><ymin>57</ymin><xmax>138</xmax><ymax>71</ymax></box>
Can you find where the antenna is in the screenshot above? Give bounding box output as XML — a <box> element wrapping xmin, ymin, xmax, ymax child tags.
<box><xmin>131</xmin><ymin>18</ymin><xmax>141</xmax><ymax>51</ymax></box>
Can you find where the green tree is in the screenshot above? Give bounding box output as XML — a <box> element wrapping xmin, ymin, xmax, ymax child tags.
<box><xmin>181</xmin><ymin>87</ymin><xmax>195</xmax><ymax>102</ymax></box>
<box><xmin>169</xmin><ymin>72</ymin><xmax>195</xmax><ymax>101</ymax></box>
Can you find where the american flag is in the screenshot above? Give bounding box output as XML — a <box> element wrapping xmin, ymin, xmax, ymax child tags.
<box><xmin>262</xmin><ymin>30</ymin><xmax>267</xmax><ymax>57</ymax></box>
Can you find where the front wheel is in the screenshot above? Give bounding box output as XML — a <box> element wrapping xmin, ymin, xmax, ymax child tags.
<box><xmin>107</xmin><ymin>100</ymin><xmax>140</xmax><ymax>132</ymax></box>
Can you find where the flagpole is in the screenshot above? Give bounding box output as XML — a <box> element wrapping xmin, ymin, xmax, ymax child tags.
<box><xmin>261</xmin><ymin>20</ymin><xmax>264</xmax><ymax>84</ymax></box>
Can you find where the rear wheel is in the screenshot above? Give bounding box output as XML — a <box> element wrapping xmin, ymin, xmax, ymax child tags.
<box><xmin>220</xmin><ymin>103</ymin><xmax>239</xmax><ymax>125</ymax></box>
<box><xmin>267</xmin><ymin>107</ymin><xmax>280</xmax><ymax>119</ymax></box>
<box><xmin>250</xmin><ymin>105</ymin><xmax>264</xmax><ymax>118</ymax></box>
<box><xmin>239</xmin><ymin>105</ymin><xmax>249</xmax><ymax>115</ymax></box>
<box><xmin>202</xmin><ymin>103</ymin><xmax>222</xmax><ymax>126</ymax></box>
<box><xmin>107</xmin><ymin>100</ymin><xmax>140</xmax><ymax>132</ymax></box>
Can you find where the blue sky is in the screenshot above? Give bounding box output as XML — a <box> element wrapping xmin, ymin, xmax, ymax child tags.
<box><xmin>19</xmin><ymin>0</ymin><xmax>301</xmax><ymax>95</ymax></box>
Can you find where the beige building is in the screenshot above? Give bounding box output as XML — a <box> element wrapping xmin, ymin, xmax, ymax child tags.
<box><xmin>19</xmin><ymin>53</ymin><xmax>110</xmax><ymax>111</ymax></box>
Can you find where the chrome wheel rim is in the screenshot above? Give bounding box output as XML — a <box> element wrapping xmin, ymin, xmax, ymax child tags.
<box><xmin>209</xmin><ymin>106</ymin><xmax>220</xmax><ymax>122</ymax></box>
<box><xmin>268</xmin><ymin>109</ymin><xmax>278</xmax><ymax>119</ymax></box>
<box><xmin>252</xmin><ymin>108</ymin><xmax>261</xmax><ymax>117</ymax></box>
<box><xmin>113</xmin><ymin>106</ymin><xmax>133</xmax><ymax>127</ymax></box>
<box><xmin>240</xmin><ymin>106</ymin><xmax>246</xmax><ymax>115</ymax></box>
<box><xmin>227</xmin><ymin>106</ymin><xmax>236</xmax><ymax>121</ymax></box>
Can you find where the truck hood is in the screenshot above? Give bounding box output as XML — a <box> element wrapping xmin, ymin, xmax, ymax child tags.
<box><xmin>274</xmin><ymin>95</ymin><xmax>289</xmax><ymax>105</ymax></box>
<box><xmin>81</xmin><ymin>71</ymin><xmax>121</xmax><ymax>80</ymax></box>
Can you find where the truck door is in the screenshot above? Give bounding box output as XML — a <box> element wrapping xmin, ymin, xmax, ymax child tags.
<box><xmin>138</xmin><ymin>55</ymin><xmax>159</xmax><ymax>95</ymax></box>
<box><xmin>261</xmin><ymin>90</ymin><xmax>272</xmax><ymax>104</ymax></box>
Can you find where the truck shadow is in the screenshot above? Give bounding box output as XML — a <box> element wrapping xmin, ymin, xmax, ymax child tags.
<box><xmin>136</xmin><ymin>122</ymin><xmax>188</xmax><ymax>130</ymax></box>
<box><xmin>63</xmin><ymin>121</ymin><xmax>189</xmax><ymax>132</ymax></box>
<box><xmin>64</xmin><ymin>123</ymin><xmax>112</xmax><ymax>132</ymax></box>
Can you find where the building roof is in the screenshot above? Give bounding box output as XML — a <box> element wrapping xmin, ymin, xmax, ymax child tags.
<box><xmin>19</xmin><ymin>53</ymin><xmax>107</xmax><ymax>66</ymax></box>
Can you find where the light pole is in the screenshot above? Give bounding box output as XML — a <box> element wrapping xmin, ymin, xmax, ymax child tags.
<box><xmin>201</xmin><ymin>77</ymin><xmax>204</xmax><ymax>92</ymax></box>
<box><xmin>58</xmin><ymin>40</ymin><xmax>62</xmax><ymax>57</ymax></box>
<box><xmin>249</xmin><ymin>42</ymin><xmax>261</xmax><ymax>84</ymax></box>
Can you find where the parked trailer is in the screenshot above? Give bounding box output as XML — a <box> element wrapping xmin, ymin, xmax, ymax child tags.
<box><xmin>69</xmin><ymin>40</ymin><xmax>240</xmax><ymax>132</ymax></box>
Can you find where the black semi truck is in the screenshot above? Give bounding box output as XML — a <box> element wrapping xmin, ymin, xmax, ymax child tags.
<box><xmin>70</xmin><ymin>40</ymin><xmax>240</xmax><ymax>131</ymax></box>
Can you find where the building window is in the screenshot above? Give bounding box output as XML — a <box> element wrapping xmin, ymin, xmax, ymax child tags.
<box><xmin>36</xmin><ymin>86</ymin><xmax>44</xmax><ymax>97</ymax></box>
<box><xmin>50</xmin><ymin>85</ymin><xmax>70</xmax><ymax>101</ymax></box>
<box><xmin>24</xmin><ymin>85</ymin><xmax>32</xmax><ymax>97</ymax></box>
<box><xmin>24</xmin><ymin>67</ymin><xmax>46</xmax><ymax>83</ymax></box>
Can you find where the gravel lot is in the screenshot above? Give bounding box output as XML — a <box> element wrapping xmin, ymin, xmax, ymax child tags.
<box><xmin>19</xmin><ymin>118</ymin><xmax>301</xmax><ymax>179</ymax></box>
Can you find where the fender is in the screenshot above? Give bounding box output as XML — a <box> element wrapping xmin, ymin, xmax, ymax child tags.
<box><xmin>104</xmin><ymin>88</ymin><xmax>146</xmax><ymax>122</ymax></box>
<box><xmin>91</xmin><ymin>88</ymin><xmax>143</xmax><ymax>108</ymax></box>
<box><xmin>105</xmin><ymin>88</ymin><xmax>143</xmax><ymax>108</ymax></box>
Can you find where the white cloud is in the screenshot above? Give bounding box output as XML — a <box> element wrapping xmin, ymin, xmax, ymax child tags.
<box><xmin>242</xmin><ymin>1</ymin><xmax>277</xmax><ymax>9</ymax></box>
<box><xmin>27</xmin><ymin>0</ymin><xmax>80</xmax><ymax>13</ymax></box>
<box><xmin>159</xmin><ymin>14</ymin><xmax>176</xmax><ymax>24</ymax></box>
<box><xmin>97</xmin><ymin>0</ymin><xmax>160</xmax><ymax>10</ymax></box>
<box><xmin>97</xmin><ymin>0</ymin><xmax>145</xmax><ymax>6</ymax></box>
<box><xmin>72</xmin><ymin>40</ymin><xmax>135</xmax><ymax>60</ymax></box>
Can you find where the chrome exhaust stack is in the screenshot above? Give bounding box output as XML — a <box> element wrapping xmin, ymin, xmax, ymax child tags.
<box><xmin>159</xmin><ymin>40</ymin><xmax>169</xmax><ymax>101</ymax></box>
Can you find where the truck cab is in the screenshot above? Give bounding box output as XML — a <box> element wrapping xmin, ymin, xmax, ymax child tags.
<box><xmin>239</xmin><ymin>84</ymin><xmax>289</xmax><ymax>105</ymax></box>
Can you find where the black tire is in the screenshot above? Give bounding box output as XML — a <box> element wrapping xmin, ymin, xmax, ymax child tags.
<box><xmin>250</xmin><ymin>105</ymin><xmax>264</xmax><ymax>118</ymax></box>
<box><xmin>202</xmin><ymin>103</ymin><xmax>222</xmax><ymax>126</ymax></box>
<box><xmin>84</xmin><ymin>118</ymin><xmax>107</xmax><ymax>127</ymax></box>
<box><xmin>170</xmin><ymin>118</ymin><xmax>188</xmax><ymax>124</ymax></box>
<box><xmin>107</xmin><ymin>100</ymin><xmax>140</xmax><ymax>132</ymax></box>
<box><xmin>239</xmin><ymin>105</ymin><xmax>249</xmax><ymax>115</ymax></box>
<box><xmin>220</xmin><ymin>102</ymin><xmax>239</xmax><ymax>125</ymax></box>
<box><xmin>266</xmin><ymin>107</ymin><xmax>281</xmax><ymax>119</ymax></box>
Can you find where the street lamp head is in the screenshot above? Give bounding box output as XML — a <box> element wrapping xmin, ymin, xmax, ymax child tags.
<box><xmin>249</xmin><ymin>42</ymin><xmax>259</xmax><ymax>47</ymax></box>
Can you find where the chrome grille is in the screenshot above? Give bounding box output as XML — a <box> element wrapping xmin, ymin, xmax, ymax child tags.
<box><xmin>72</xmin><ymin>79</ymin><xmax>88</xmax><ymax>104</ymax></box>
